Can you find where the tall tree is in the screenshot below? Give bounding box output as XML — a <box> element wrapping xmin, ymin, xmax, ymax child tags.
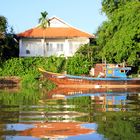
<box><xmin>97</xmin><ymin>1</ymin><xmax>140</xmax><ymax>67</ymax></box>
<box><xmin>38</xmin><ymin>11</ymin><xmax>49</xmax><ymax>28</ymax></box>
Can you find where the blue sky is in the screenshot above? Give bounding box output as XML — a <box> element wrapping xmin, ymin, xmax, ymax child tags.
<box><xmin>0</xmin><ymin>0</ymin><xmax>106</xmax><ymax>34</ymax></box>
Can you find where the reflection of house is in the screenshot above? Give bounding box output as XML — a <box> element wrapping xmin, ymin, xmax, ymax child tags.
<box><xmin>18</xmin><ymin>16</ymin><xmax>95</xmax><ymax>57</ymax></box>
<box><xmin>60</xmin><ymin>92</ymin><xmax>127</xmax><ymax>112</ymax></box>
<box><xmin>20</xmin><ymin>122</ymin><xmax>95</xmax><ymax>139</ymax></box>
<box><xmin>91</xmin><ymin>94</ymin><xmax>126</xmax><ymax>112</ymax></box>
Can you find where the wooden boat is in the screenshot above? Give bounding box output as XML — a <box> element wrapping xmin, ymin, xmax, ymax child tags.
<box><xmin>38</xmin><ymin>64</ymin><xmax>140</xmax><ymax>88</ymax></box>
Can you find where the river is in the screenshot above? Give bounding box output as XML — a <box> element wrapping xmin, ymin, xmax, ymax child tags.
<box><xmin>0</xmin><ymin>87</ymin><xmax>140</xmax><ymax>140</ymax></box>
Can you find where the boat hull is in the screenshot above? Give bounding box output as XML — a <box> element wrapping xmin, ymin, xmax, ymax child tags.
<box><xmin>40</xmin><ymin>69</ymin><xmax>140</xmax><ymax>88</ymax></box>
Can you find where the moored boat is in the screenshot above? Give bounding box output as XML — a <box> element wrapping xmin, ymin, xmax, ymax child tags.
<box><xmin>38</xmin><ymin>64</ymin><xmax>140</xmax><ymax>88</ymax></box>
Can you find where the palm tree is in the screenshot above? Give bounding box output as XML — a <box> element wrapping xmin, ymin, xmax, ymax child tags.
<box><xmin>38</xmin><ymin>11</ymin><xmax>49</xmax><ymax>28</ymax></box>
<box><xmin>38</xmin><ymin>11</ymin><xmax>49</xmax><ymax>56</ymax></box>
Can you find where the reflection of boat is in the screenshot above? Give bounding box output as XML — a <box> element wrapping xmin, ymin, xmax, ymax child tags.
<box><xmin>20</xmin><ymin>122</ymin><xmax>95</xmax><ymax>139</ymax></box>
<box><xmin>44</xmin><ymin>86</ymin><xmax>140</xmax><ymax>100</ymax></box>
<box><xmin>39</xmin><ymin>64</ymin><xmax>140</xmax><ymax>88</ymax></box>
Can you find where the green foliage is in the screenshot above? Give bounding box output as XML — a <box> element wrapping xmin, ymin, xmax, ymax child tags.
<box><xmin>66</xmin><ymin>54</ymin><xmax>91</xmax><ymax>75</ymax></box>
<box><xmin>66</xmin><ymin>43</ymin><xmax>102</xmax><ymax>75</ymax></box>
<box><xmin>0</xmin><ymin>57</ymin><xmax>66</xmax><ymax>76</ymax></box>
<box><xmin>101</xmin><ymin>0</ymin><xmax>139</xmax><ymax>17</ymax></box>
<box><xmin>0</xmin><ymin>16</ymin><xmax>7</xmax><ymax>61</ymax></box>
<box><xmin>2</xmin><ymin>32</ymin><xmax>19</xmax><ymax>60</ymax></box>
<box><xmin>0</xmin><ymin>16</ymin><xmax>7</xmax><ymax>38</ymax></box>
<box><xmin>43</xmin><ymin>56</ymin><xmax>66</xmax><ymax>73</ymax></box>
<box><xmin>43</xmin><ymin>79</ymin><xmax>56</xmax><ymax>91</ymax></box>
<box><xmin>21</xmin><ymin>73</ymin><xmax>39</xmax><ymax>88</ymax></box>
<box><xmin>76</xmin><ymin>44</ymin><xmax>102</xmax><ymax>64</ymax></box>
<box><xmin>0</xmin><ymin>57</ymin><xmax>66</xmax><ymax>88</ymax></box>
<box><xmin>97</xmin><ymin>1</ymin><xmax>140</xmax><ymax>67</ymax></box>
<box><xmin>0</xmin><ymin>16</ymin><xmax>18</xmax><ymax>61</ymax></box>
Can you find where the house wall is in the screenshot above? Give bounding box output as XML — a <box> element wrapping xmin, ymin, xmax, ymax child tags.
<box><xmin>49</xmin><ymin>18</ymin><xmax>69</xmax><ymax>28</ymax></box>
<box><xmin>44</xmin><ymin>38</ymin><xmax>66</xmax><ymax>57</ymax></box>
<box><xmin>19</xmin><ymin>39</ymin><xmax>44</xmax><ymax>57</ymax></box>
<box><xmin>19</xmin><ymin>37</ymin><xmax>89</xmax><ymax>57</ymax></box>
<box><xmin>67</xmin><ymin>38</ymin><xmax>89</xmax><ymax>56</ymax></box>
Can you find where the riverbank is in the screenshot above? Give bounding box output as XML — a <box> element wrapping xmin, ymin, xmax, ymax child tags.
<box><xmin>0</xmin><ymin>76</ymin><xmax>21</xmax><ymax>90</ymax></box>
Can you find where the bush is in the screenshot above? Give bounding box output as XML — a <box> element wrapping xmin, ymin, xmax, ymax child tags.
<box><xmin>66</xmin><ymin>54</ymin><xmax>91</xmax><ymax>75</ymax></box>
<box><xmin>0</xmin><ymin>57</ymin><xmax>66</xmax><ymax>89</ymax></box>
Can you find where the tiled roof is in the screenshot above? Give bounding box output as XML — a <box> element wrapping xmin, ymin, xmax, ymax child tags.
<box><xmin>17</xmin><ymin>27</ymin><xmax>95</xmax><ymax>38</ymax></box>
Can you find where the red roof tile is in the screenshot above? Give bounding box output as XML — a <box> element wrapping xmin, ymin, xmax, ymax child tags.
<box><xmin>18</xmin><ymin>27</ymin><xmax>94</xmax><ymax>38</ymax></box>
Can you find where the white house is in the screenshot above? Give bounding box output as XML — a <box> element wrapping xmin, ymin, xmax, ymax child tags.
<box><xmin>18</xmin><ymin>16</ymin><xmax>95</xmax><ymax>57</ymax></box>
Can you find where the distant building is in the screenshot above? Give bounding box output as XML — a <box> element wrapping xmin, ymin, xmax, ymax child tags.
<box><xmin>18</xmin><ymin>16</ymin><xmax>95</xmax><ymax>57</ymax></box>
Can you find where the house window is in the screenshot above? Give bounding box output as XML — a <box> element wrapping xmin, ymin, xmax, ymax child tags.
<box><xmin>46</xmin><ymin>42</ymin><xmax>49</xmax><ymax>47</ymax></box>
<box><xmin>47</xmin><ymin>43</ymin><xmax>53</xmax><ymax>51</ymax></box>
<box><xmin>57</xmin><ymin>43</ymin><xmax>63</xmax><ymax>51</ymax></box>
<box><xmin>26</xmin><ymin>50</ymin><xmax>30</xmax><ymax>54</ymax></box>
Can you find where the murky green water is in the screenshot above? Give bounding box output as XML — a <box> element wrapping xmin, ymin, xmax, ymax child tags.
<box><xmin>0</xmin><ymin>87</ymin><xmax>140</xmax><ymax>140</ymax></box>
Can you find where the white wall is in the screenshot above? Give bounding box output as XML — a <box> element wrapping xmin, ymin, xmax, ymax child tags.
<box><xmin>44</xmin><ymin>39</ymin><xmax>65</xmax><ymax>57</ymax></box>
<box><xmin>49</xmin><ymin>18</ymin><xmax>69</xmax><ymax>28</ymax></box>
<box><xmin>44</xmin><ymin>38</ymin><xmax>89</xmax><ymax>57</ymax></box>
<box><xmin>19</xmin><ymin>37</ymin><xmax>89</xmax><ymax>57</ymax></box>
<box><xmin>67</xmin><ymin>38</ymin><xmax>89</xmax><ymax>56</ymax></box>
<box><xmin>19</xmin><ymin>39</ymin><xmax>44</xmax><ymax>57</ymax></box>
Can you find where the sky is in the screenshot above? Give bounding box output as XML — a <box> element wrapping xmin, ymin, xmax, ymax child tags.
<box><xmin>0</xmin><ymin>0</ymin><xmax>107</xmax><ymax>34</ymax></box>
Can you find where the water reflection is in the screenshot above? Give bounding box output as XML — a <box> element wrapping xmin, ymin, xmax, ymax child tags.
<box><xmin>0</xmin><ymin>87</ymin><xmax>140</xmax><ymax>140</ymax></box>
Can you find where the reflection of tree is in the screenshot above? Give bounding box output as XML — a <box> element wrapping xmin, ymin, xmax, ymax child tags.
<box><xmin>0</xmin><ymin>88</ymin><xmax>41</xmax><ymax>105</ymax></box>
<box><xmin>97</xmin><ymin>112</ymin><xmax>140</xmax><ymax>140</ymax></box>
<box><xmin>127</xmin><ymin>93</ymin><xmax>140</xmax><ymax>107</ymax></box>
<box><xmin>0</xmin><ymin>89</ymin><xmax>42</xmax><ymax>123</ymax></box>
<box><xmin>67</xmin><ymin>96</ymin><xmax>94</xmax><ymax>122</ymax></box>
<box><xmin>66</xmin><ymin>93</ymin><xmax>140</xmax><ymax>139</ymax></box>
<box><xmin>67</xmin><ymin>96</ymin><xmax>92</xmax><ymax>113</ymax></box>
<box><xmin>95</xmin><ymin>93</ymin><xmax>140</xmax><ymax>140</ymax></box>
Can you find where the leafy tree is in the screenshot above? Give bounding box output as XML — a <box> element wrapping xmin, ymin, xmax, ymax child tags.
<box><xmin>76</xmin><ymin>44</ymin><xmax>101</xmax><ymax>65</ymax></box>
<box><xmin>38</xmin><ymin>11</ymin><xmax>49</xmax><ymax>28</ymax></box>
<box><xmin>101</xmin><ymin>0</ymin><xmax>139</xmax><ymax>17</ymax></box>
<box><xmin>0</xmin><ymin>16</ymin><xmax>18</xmax><ymax>62</ymax></box>
<box><xmin>0</xmin><ymin>16</ymin><xmax>7</xmax><ymax>39</ymax></box>
<box><xmin>0</xmin><ymin>16</ymin><xmax>7</xmax><ymax>61</ymax></box>
<box><xmin>97</xmin><ymin>1</ymin><xmax>140</xmax><ymax>68</ymax></box>
<box><xmin>66</xmin><ymin>54</ymin><xmax>91</xmax><ymax>75</ymax></box>
<box><xmin>2</xmin><ymin>28</ymin><xmax>19</xmax><ymax>60</ymax></box>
